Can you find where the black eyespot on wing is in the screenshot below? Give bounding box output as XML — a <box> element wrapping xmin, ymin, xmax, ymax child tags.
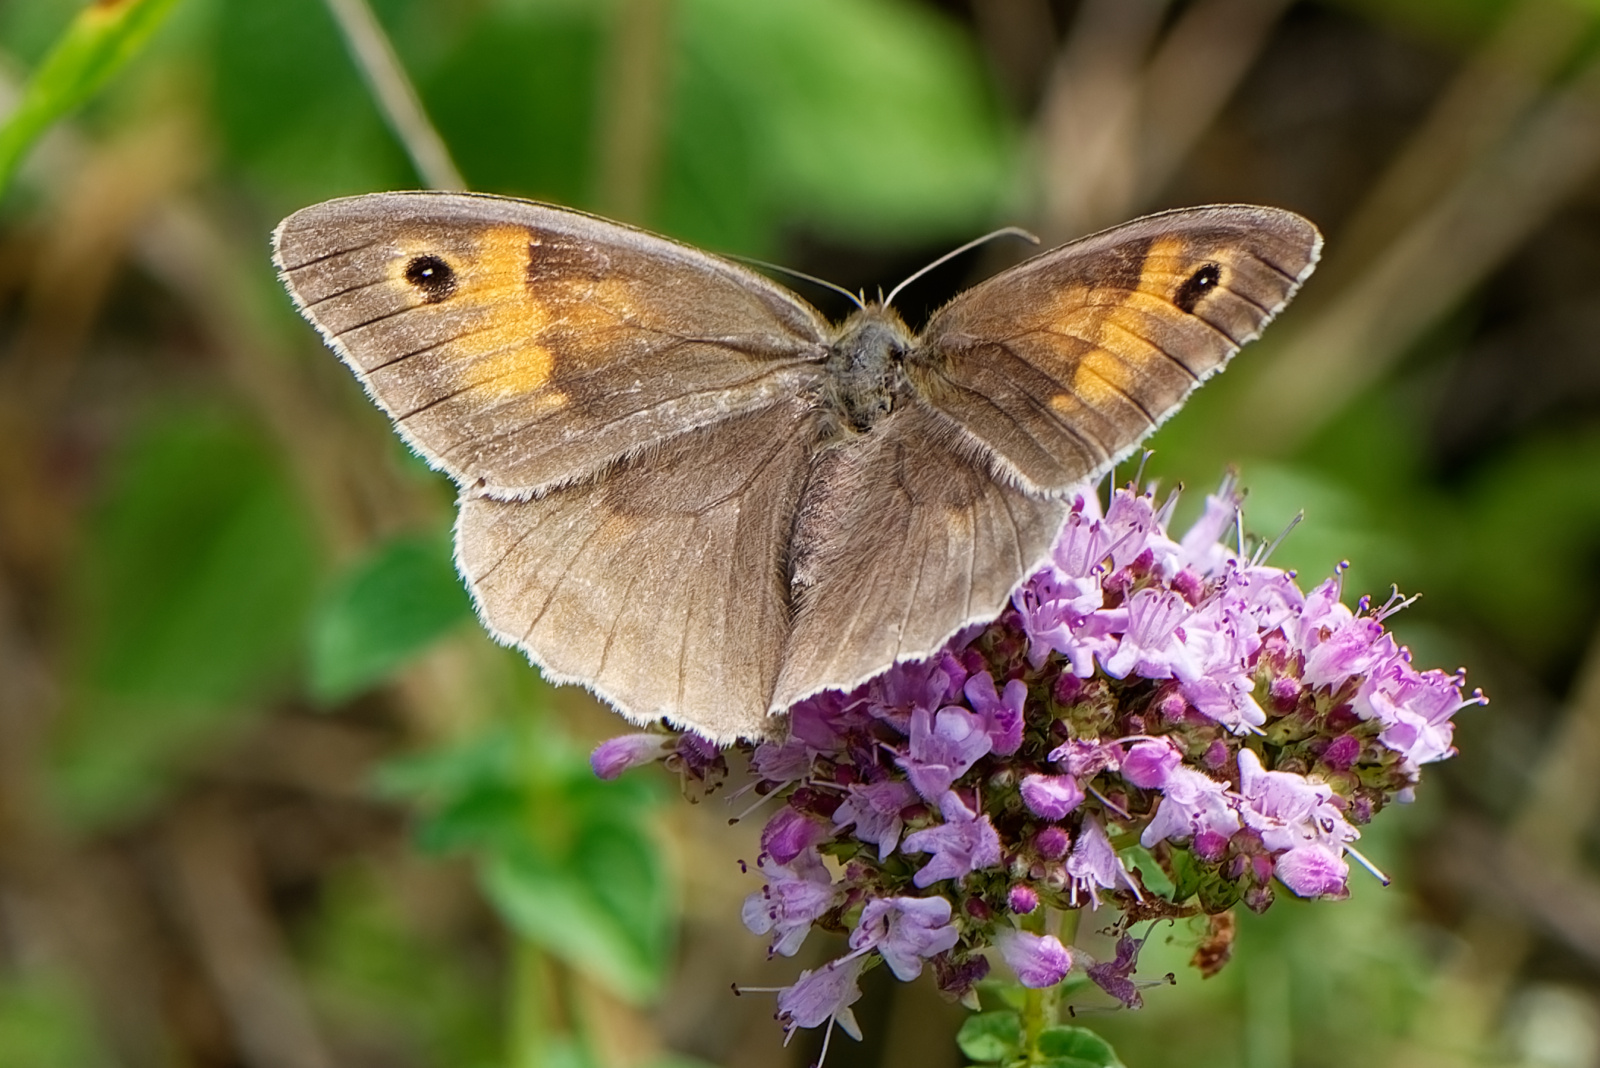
<box><xmin>1173</xmin><ymin>262</ymin><xmax>1221</xmax><ymax>314</ymax></box>
<box><xmin>404</xmin><ymin>254</ymin><xmax>457</xmax><ymax>303</ymax></box>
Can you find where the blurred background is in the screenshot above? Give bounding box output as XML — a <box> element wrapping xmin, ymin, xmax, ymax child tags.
<box><xmin>0</xmin><ymin>0</ymin><xmax>1595</xmax><ymax>1066</ymax></box>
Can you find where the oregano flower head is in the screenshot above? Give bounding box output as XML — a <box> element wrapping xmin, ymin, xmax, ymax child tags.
<box><xmin>595</xmin><ymin>476</ymin><xmax>1485</xmax><ymax>1049</ymax></box>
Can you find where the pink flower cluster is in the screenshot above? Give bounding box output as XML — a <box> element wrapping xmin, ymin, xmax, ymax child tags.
<box><xmin>592</xmin><ymin>477</ymin><xmax>1485</xmax><ymax>1045</ymax></box>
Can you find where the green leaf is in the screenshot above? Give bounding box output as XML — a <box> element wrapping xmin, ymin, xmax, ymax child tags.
<box><xmin>309</xmin><ymin>530</ymin><xmax>472</xmax><ymax>702</ymax></box>
<box><xmin>1195</xmin><ymin>870</ymin><xmax>1246</xmax><ymax>915</ymax></box>
<box><xmin>956</xmin><ymin>1010</ymin><xmax>1022</xmax><ymax>1063</ymax></box>
<box><xmin>208</xmin><ymin>0</ymin><xmax>410</xmax><ymax>205</ymax></box>
<box><xmin>1123</xmin><ymin>845</ymin><xmax>1175</xmax><ymax>899</ymax></box>
<box><xmin>0</xmin><ymin>0</ymin><xmax>183</xmax><ymax>196</ymax></box>
<box><xmin>418</xmin><ymin>3</ymin><xmax>600</xmax><ymax>206</ymax></box>
<box><xmin>376</xmin><ymin>721</ymin><xmax>518</xmax><ymax>803</ymax></box>
<box><xmin>1037</xmin><ymin>1025</ymin><xmax>1125</xmax><ymax>1068</ymax></box>
<box><xmin>1168</xmin><ymin>847</ymin><xmax>1202</xmax><ymax>905</ymax></box>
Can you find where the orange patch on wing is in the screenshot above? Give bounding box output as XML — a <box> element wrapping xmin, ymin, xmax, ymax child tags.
<box><xmin>550</xmin><ymin>276</ymin><xmax>642</xmax><ymax>329</ymax></box>
<box><xmin>1049</xmin><ymin>392</ymin><xmax>1078</xmax><ymax>415</ymax></box>
<box><xmin>461</xmin><ymin>340</ymin><xmax>560</xmax><ymax>402</ymax></box>
<box><xmin>1114</xmin><ymin>289</ymin><xmax>1216</xmax><ymax>327</ymax></box>
<box><xmin>1094</xmin><ymin>311</ymin><xmax>1171</xmax><ymax>369</ymax></box>
<box><xmin>458</xmin><ymin>226</ymin><xmax>542</xmax><ymax>304</ymax></box>
<box><xmin>389</xmin><ymin>225</ymin><xmax>567</xmax><ymax>395</ymax></box>
<box><xmin>1066</xmin><ymin>348</ymin><xmax>1139</xmax><ymax>413</ymax></box>
<box><xmin>456</xmin><ymin>228</ymin><xmax>557</xmax><ymax>392</ymax></box>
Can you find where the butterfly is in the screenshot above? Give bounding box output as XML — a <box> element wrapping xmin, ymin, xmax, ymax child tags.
<box><xmin>273</xmin><ymin>193</ymin><xmax>1319</xmax><ymax>742</ymax></box>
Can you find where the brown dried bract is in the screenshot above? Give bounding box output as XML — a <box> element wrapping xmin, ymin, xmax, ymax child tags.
<box><xmin>1191</xmin><ymin>910</ymin><xmax>1237</xmax><ymax>979</ymax></box>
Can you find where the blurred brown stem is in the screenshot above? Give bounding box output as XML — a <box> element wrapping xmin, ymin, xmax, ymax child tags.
<box><xmin>1133</xmin><ymin>0</ymin><xmax>1295</xmax><ymax>207</ymax></box>
<box><xmin>322</xmin><ymin>0</ymin><xmax>466</xmax><ymax>191</ymax></box>
<box><xmin>1232</xmin><ymin>0</ymin><xmax>1600</xmax><ymax>454</ymax></box>
<box><xmin>596</xmin><ymin>0</ymin><xmax>673</xmax><ymax>223</ymax></box>
<box><xmin>1038</xmin><ymin>0</ymin><xmax>1168</xmax><ymax>242</ymax></box>
<box><xmin>1319</xmin><ymin>0</ymin><xmax>1589</xmax><ymax>288</ymax></box>
<box><xmin>167</xmin><ymin>802</ymin><xmax>336</xmax><ymax>1068</ymax></box>
<box><xmin>1036</xmin><ymin>0</ymin><xmax>1293</xmax><ymax>242</ymax></box>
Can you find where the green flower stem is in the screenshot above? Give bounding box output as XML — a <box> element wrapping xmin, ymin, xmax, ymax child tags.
<box><xmin>0</xmin><ymin>0</ymin><xmax>182</xmax><ymax>198</ymax></box>
<box><xmin>1019</xmin><ymin>908</ymin><xmax>1051</xmax><ymax>1063</ymax></box>
<box><xmin>1018</xmin><ymin>907</ymin><xmax>1081</xmax><ymax>1065</ymax></box>
<box><xmin>1058</xmin><ymin>906</ymin><xmax>1081</xmax><ymax>950</ymax></box>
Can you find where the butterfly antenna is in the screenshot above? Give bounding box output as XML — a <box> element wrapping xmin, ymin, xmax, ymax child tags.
<box><xmin>729</xmin><ymin>254</ymin><xmax>865</xmax><ymax>309</ymax></box>
<box><xmin>883</xmin><ymin>226</ymin><xmax>1040</xmax><ymax>310</ymax></box>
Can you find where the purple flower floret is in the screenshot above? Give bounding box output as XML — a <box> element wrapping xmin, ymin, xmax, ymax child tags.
<box><xmin>898</xmin><ymin>706</ymin><xmax>993</xmax><ymax>801</ymax></box>
<box><xmin>832</xmin><ymin>780</ymin><xmax>916</xmax><ymax>860</ymax></box>
<box><xmin>1087</xmin><ymin>934</ymin><xmax>1147</xmax><ymax>1008</ymax></box>
<box><xmin>849</xmin><ymin>896</ymin><xmax>960</xmax><ymax>980</ymax></box>
<box><xmin>1067</xmin><ymin>817</ymin><xmax>1139</xmax><ymax>907</ymax></box>
<box><xmin>760</xmin><ymin>806</ymin><xmax>833</xmax><ymax>866</ymax></box>
<box><xmin>590</xmin><ymin>733</ymin><xmax>667</xmax><ymax>780</ymax></box>
<box><xmin>994</xmin><ymin>927</ymin><xmax>1074</xmax><ymax>988</ymax></box>
<box><xmin>1008</xmin><ymin>884</ymin><xmax>1040</xmax><ymax>914</ymax></box>
<box><xmin>1121</xmin><ymin>736</ymin><xmax>1182</xmax><ymax>789</ymax></box>
<box><xmin>741</xmin><ymin>850</ymin><xmax>837</xmax><ymax>958</ymax></box>
<box><xmin>776</xmin><ymin>956</ymin><xmax>866</xmax><ymax>1042</ymax></box>
<box><xmin>1140</xmin><ymin>767</ymin><xmax>1240</xmax><ymax>850</ymax></box>
<box><xmin>594</xmin><ymin>474</ymin><xmax>1486</xmax><ymax>1046</ymax></box>
<box><xmin>965</xmin><ymin>672</ymin><xmax>1027</xmax><ymax>755</ymax></box>
<box><xmin>902</xmin><ymin>792</ymin><xmax>1003</xmax><ymax>888</ymax></box>
<box><xmin>1020</xmin><ymin>773</ymin><xmax>1085</xmax><ymax>820</ymax></box>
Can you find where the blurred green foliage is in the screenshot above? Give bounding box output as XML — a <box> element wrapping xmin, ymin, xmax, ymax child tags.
<box><xmin>310</xmin><ymin>528</ymin><xmax>473</xmax><ymax>702</ymax></box>
<box><xmin>958</xmin><ymin>1011</ymin><xmax>1126</xmax><ymax>1068</ymax></box>
<box><xmin>0</xmin><ymin>974</ymin><xmax>114</xmax><ymax>1068</ymax></box>
<box><xmin>56</xmin><ymin>407</ymin><xmax>319</xmax><ymax>827</ymax></box>
<box><xmin>209</xmin><ymin>0</ymin><xmax>1015</xmax><ymax>251</ymax></box>
<box><xmin>300</xmin><ymin>867</ymin><xmax>503</xmax><ymax>1068</ymax></box>
<box><xmin>381</xmin><ymin>719</ymin><xmax>677</xmax><ymax>1006</ymax></box>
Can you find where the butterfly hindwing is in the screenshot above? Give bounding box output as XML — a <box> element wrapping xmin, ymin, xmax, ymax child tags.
<box><xmin>774</xmin><ymin>401</ymin><xmax>1068</xmax><ymax>712</ymax></box>
<box><xmin>456</xmin><ymin>399</ymin><xmax>817</xmax><ymax>740</ymax></box>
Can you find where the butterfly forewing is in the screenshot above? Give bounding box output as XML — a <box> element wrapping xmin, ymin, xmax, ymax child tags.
<box><xmin>273</xmin><ymin>192</ymin><xmax>831</xmax><ymax>496</ymax></box>
<box><xmin>913</xmin><ymin>206</ymin><xmax>1321</xmax><ymax>493</ymax></box>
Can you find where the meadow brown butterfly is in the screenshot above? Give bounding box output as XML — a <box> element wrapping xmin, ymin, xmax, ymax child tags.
<box><xmin>273</xmin><ymin>193</ymin><xmax>1319</xmax><ymax>742</ymax></box>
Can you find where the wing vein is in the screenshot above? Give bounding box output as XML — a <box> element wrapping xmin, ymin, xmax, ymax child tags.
<box><xmin>283</xmin><ymin>238</ymin><xmax>380</xmax><ymax>272</ymax></box>
<box><xmin>432</xmin><ymin>366</ymin><xmax>812</xmax><ymax>465</ymax></box>
<box><xmin>304</xmin><ymin>276</ymin><xmax>391</xmax><ymax>312</ymax></box>
<box><xmin>1245</xmin><ymin>247</ymin><xmax>1300</xmax><ymax>284</ymax></box>
<box><xmin>519</xmin><ymin>514</ymin><xmax>614</xmax><ymax>645</ymax></box>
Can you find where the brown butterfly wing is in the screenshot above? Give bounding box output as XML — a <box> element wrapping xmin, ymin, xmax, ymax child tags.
<box><xmin>457</xmin><ymin>400</ymin><xmax>815</xmax><ymax>741</ymax></box>
<box><xmin>772</xmin><ymin>401</ymin><xmax>1067</xmax><ymax>712</ymax></box>
<box><xmin>273</xmin><ymin>192</ymin><xmax>830</xmax><ymax>496</ymax></box>
<box><xmin>911</xmin><ymin>205</ymin><xmax>1321</xmax><ymax>492</ymax></box>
